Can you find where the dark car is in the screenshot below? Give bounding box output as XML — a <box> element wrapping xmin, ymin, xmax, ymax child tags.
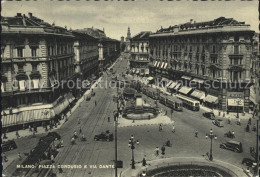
<box><xmin>220</xmin><ymin>140</ymin><xmax>243</xmax><ymax>153</ymax></box>
<box><xmin>3</xmin><ymin>140</ymin><xmax>17</xmax><ymax>152</ymax></box>
<box><xmin>94</xmin><ymin>131</ymin><xmax>113</xmax><ymax>141</ymax></box>
<box><xmin>212</xmin><ymin>119</ymin><xmax>224</xmax><ymax>127</ymax></box>
<box><xmin>203</xmin><ymin>112</ymin><xmax>215</xmax><ymax>120</ymax></box>
<box><xmin>242</xmin><ymin>158</ymin><xmax>255</xmax><ymax>167</ymax></box>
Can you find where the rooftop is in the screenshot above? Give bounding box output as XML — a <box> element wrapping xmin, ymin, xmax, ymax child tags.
<box><xmin>1</xmin><ymin>13</ymin><xmax>73</xmax><ymax>37</ymax></box>
<box><xmin>131</xmin><ymin>31</ymin><xmax>152</xmax><ymax>40</ymax></box>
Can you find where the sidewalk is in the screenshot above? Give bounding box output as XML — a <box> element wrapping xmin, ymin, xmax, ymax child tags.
<box><xmin>121</xmin><ymin>157</ymin><xmax>250</xmax><ymax>177</ymax></box>
<box><xmin>135</xmin><ymin>76</ymin><xmax>254</xmax><ymax>121</ymax></box>
<box><xmin>2</xmin><ymin>77</ymin><xmax>103</xmax><ymax>142</ymax></box>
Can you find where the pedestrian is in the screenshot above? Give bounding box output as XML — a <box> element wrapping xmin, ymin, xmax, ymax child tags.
<box><xmin>16</xmin><ymin>130</ymin><xmax>20</xmax><ymax>138</ymax></box>
<box><xmin>159</xmin><ymin>124</ymin><xmax>162</xmax><ymax>132</ymax></box>
<box><xmin>78</xmin><ymin>118</ymin><xmax>81</xmax><ymax>125</ymax></box>
<box><xmin>228</xmin><ymin>117</ymin><xmax>231</xmax><ymax>124</ymax></box>
<box><xmin>79</xmin><ymin>127</ymin><xmax>82</xmax><ymax>134</ymax></box>
<box><xmin>195</xmin><ymin>130</ymin><xmax>198</xmax><ymax>137</ymax></box>
<box><xmin>74</xmin><ymin>131</ymin><xmax>77</xmax><ymax>139</ymax></box>
<box><xmin>58</xmin><ymin>163</ymin><xmax>63</xmax><ymax>173</ymax></box>
<box><xmin>155</xmin><ymin>147</ymin><xmax>159</xmax><ymax>156</ymax></box>
<box><xmin>60</xmin><ymin>140</ymin><xmax>64</xmax><ymax>147</ymax></box>
<box><xmin>108</xmin><ymin>116</ymin><xmax>110</xmax><ymax>122</ymax></box>
<box><xmin>3</xmin><ymin>132</ymin><xmax>7</xmax><ymax>139</ymax></box>
<box><xmin>29</xmin><ymin>125</ymin><xmax>32</xmax><ymax>132</ymax></box>
<box><xmin>172</xmin><ymin>125</ymin><xmax>175</xmax><ymax>133</ymax></box>
<box><xmin>142</xmin><ymin>156</ymin><xmax>147</xmax><ymax>166</ymax></box>
<box><xmin>248</xmin><ymin>118</ymin><xmax>252</xmax><ymax>125</ymax></box>
<box><xmin>3</xmin><ymin>152</ymin><xmax>8</xmax><ymax>162</ymax></box>
<box><xmin>237</xmin><ymin>118</ymin><xmax>241</xmax><ymax>126</ymax></box>
<box><xmin>51</xmin><ymin>154</ymin><xmax>55</xmax><ymax>163</ymax></box>
<box><xmin>32</xmin><ymin>131</ymin><xmax>36</xmax><ymax>138</ymax></box>
<box><xmin>18</xmin><ymin>152</ymin><xmax>22</xmax><ymax>160</ymax></box>
<box><xmin>232</xmin><ymin>131</ymin><xmax>235</xmax><ymax>138</ymax></box>
<box><xmin>95</xmin><ymin>100</ymin><xmax>97</xmax><ymax>106</ymax></box>
<box><xmin>161</xmin><ymin>145</ymin><xmax>166</xmax><ymax>155</ymax></box>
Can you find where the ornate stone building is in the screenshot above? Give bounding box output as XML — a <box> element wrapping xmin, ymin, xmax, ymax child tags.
<box><xmin>149</xmin><ymin>17</ymin><xmax>256</xmax><ymax>113</ymax></box>
<box><xmin>1</xmin><ymin>13</ymin><xmax>75</xmax><ymax>129</ymax></box>
<box><xmin>130</xmin><ymin>31</ymin><xmax>152</xmax><ymax>76</ymax></box>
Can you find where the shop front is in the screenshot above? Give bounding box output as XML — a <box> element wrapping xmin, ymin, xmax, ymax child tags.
<box><xmin>226</xmin><ymin>92</ymin><xmax>245</xmax><ymax>113</ymax></box>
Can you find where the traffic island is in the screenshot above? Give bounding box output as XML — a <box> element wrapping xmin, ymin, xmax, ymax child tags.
<box><xmin>121</xmin><ymin>157</ymin><xmax>247</xmax><ymax>177</ymax></box>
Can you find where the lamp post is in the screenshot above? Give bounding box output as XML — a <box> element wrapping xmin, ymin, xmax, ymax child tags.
<box><xmin>236</xmin><ymin>98</ymin><xmax>241</xmax><ymax>118</ymax></box>
<box><xmin>128</xmin><ymin>135</ymin><xmax>139</xmax><ymax>169</ymax></box>
<box><xmin>205</xmin><ymin>129</ymin><xmax>217</xmax><ymax>161</ymax></box>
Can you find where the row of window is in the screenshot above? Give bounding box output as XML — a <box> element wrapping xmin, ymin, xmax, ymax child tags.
<box><xmin>150</xmin><ymin>35</ymin><xmax>243</xmax><ymax>44</ymax></box>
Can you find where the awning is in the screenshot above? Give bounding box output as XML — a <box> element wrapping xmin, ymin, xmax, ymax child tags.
<box><xmin>181</xmin><ymin>75</ymin><xmax>192</xmax><ymax>80</ymax></box>
<box><xmin>66</xmin><ymin>93</ymin><xmax>75</xmax><ymax>103</ymax></box>
<box><xmin>168</xmin><ymin>82</ymin><xmax>177</xmax><ymax>89</ymax></box>
<box><xmin>53</xmin><ymin>98</ymin><xmax>70</xmax><ymax>115</ymax></box>
<box><xmin>156</xmin><ymin>62</ymin><xmax>161</xmax><ymax>68</ymax></box>
<box><xmin>164</xmin><ymin>63</ymin><xmax>168</xmax><ymax>69</ymax></box>
<box><xmin>250</xmin><ymin>86</ymin><xmax>257</xmax><ymax>105</ymax></box>
<box><xmin>228</xmin><ymin>98</ymin><xmax>244</xmax><ymax>107</ymax></box>
<box><xmin>154</xmin><ymin>61</ymin><xmax>158</xmax><ymax>67</ymax></box>
<box><xmin>173</xmin><ymin>83</ymin><xmax>181</xmax><ymax>90</ymax></box>
<box><xmin>145</xmin><ymin>69</ymin><xmax>149</xmax><ymax>75</ymax></box>
<box><xmin>1</xmin><ymin>82</ymin><xmax>5</xmax><ymax>93</ymax></box>
<box><xmin>190</xmin><ymin>89</ymin><xmax>206</xmax><ymax>100</ymax></box>
<box><xmin>161</xmin><ymin>62</ymin><xmax>165</xmax><ymax>69</ymax></box>
<box><xmin>32</xmin><ymin>79</ymin><xmax>39</xmax><ymax>89</ymax></box>
<box><xmin>161</xmin><ymin>77</ymin><xmax>169</xmax><ymax>82</ymax></box>
<box><xmin>147</xmin><ymin>77</ymin><xmax>154</xmax><ymax>81</ymax></box>
<box><xmin>192</xmin><ymin>78</ymin><xmax>204</xmax><ymax>84</ymax></box>
<box><xmin>204</xmin><ymin>95</ymin><xmax>218</xmax><ymax>104</ymax></box>
<box><xmin>178</xmin><ymin>86</ymin><xmax>192</xmax><ymax>95</ymax></box>
<box><xmin>166</xmin><ymin>81</ymin><xmax>173</xmax><ymax>88</ymax></box>
<box><xmin>19</xmin><ymin>80</ymin><xmax>26</xmax><ymax>91</ymax></box>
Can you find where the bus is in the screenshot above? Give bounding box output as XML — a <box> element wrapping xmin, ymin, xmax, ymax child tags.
<box><xmin>176</xmin><ymin>94</ymin><xmax>200</xmax><ymax>111</ymax></box>
<box><xmin>166</xmin><ymin>96</ymin><xmax>183</xmax><ymax>111</ymax></box>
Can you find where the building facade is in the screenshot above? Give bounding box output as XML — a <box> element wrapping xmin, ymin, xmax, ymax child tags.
<box><xmin>130</xmin><ymin>31</ymin><xmax>152</xmax><ymax>76</ymax></box>
<box><xmin>149</xmin><ymin>17</ymin><xmax>256</xmax><ymax>113</ymax></box>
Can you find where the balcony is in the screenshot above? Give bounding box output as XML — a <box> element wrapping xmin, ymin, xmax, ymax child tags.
<box><xmin>228</xmin><ymin>64</ymin><xmax>245</xmax><ymax>71</ymax></box>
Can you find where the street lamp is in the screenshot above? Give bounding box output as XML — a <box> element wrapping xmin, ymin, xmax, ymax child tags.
<box><xmin>128</xmin><ymin>135</ymin><xmax>139</xmax><ymax>169</ymax></box>
<box><xmin>205</xmin><ymin>129</ymin><xmax>217</xmax><ymax>161</ymax></box>
<box><xmin>236</xmin><ymin>98</ymin><xmax>241</xmax><ymax>118</ymax></box>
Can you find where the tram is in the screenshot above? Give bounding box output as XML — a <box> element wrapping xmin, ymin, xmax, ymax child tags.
<box><xmin>176</xmin><ymin>94</ymin><xmax>200</xmax><ymax>111</ymax></box>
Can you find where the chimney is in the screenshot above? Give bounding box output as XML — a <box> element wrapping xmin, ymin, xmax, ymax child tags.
<box><xmin>28</xmin><ymin>12</ymin><xmax>32</xmax><ymax>18</ymax></box>
<box><xmin>17</xmin><ymin>13</ymin><xmax>22</xmax><ymax>17</ymax></box>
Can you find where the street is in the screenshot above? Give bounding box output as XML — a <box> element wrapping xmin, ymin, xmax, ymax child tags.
<box><xmin>3</xmin><ymin>53</ymin><xmax>257</xmax><ymax>177</ymax></box>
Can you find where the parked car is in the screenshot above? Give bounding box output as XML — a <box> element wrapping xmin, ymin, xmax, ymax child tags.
<box><xmin>212</xmin><ymin>119</ymin><xmax>224</xmax><ymax>127</ymax></box>
<box><xmin>94</xmin><ymin>131</ymin><xmax>113</xmax><ymax>141</ymax></box>
<box><xmin>242</xmin><ymin>158</ymin><xmax>255</xmax><ymax>167</ymax></box>
<box><xmin>220</xmin><ymin>140</ymin><xmax>243</xmax><ymax>153</ymax></box>
<box><xmin>203</xmin><ymin>112</ymin><xmax>215</xmax><ymax>120</ymax></box>
<box><xmin>3</xmin><ymin>140</ymin><xmax>17</xmax><ymax>152</ymax></box>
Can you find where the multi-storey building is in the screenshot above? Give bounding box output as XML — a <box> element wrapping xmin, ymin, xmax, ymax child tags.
<box><xmin>1</xmin><ymin>13</ymin><xmax>75</xmax><ymax>129</ymax></box>
<box><xmin>149</xmin><ymin>17</ymin><xmax>256</xmax><ymax>113</ymax></box>
<box><xmin>130</xmin><ymin>31</ymin><xmax>151</xmax><ymax>76</ymax></box>
<box><xmin>75</xmin><ymin>28</ymin><xmax>120</xmax><ymax>73</ymax></box>
<box><xmin>73</xmin><ymin>31</ymin><xmax>99</xmax><ymax>80</ymax></box>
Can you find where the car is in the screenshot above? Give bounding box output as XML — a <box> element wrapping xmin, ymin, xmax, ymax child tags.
<box><xmin>220</xmin><ymin>140</ymin><xmax>243</xmax><ymax>153</ymax></box>
<box><xmin>212</xmin><ymin>119</ymin><xmax>224</xmax><ymax>127</ymax></box>
<box><xmin>3</xmin><ymin>140</ymin><xmax>17</xmax><ymax>152</ymax></box>
<box><xmin>203</xmin><ymin>112</ymin><xmax>215</xmax><ymax>120</ymax></box>
<box><xmin>242</xmin><ymin>158</ymin><xmax>255</xmax><ymax>167</ymax></box>
<box><xmin>94</xmin><ymin>131</ymin><xmax>113</xmax><ymax>141</ymax></box>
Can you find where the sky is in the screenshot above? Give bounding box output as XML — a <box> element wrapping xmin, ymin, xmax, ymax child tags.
<box><xmin>1</xmin><ymin>0</ymin><xmax>258</xmax><ymax>40</ymax></box>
